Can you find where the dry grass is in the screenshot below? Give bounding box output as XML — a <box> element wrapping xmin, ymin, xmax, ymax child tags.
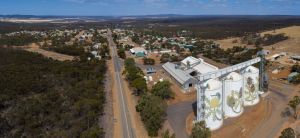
<box><xmin>262</xmin><ymin>26</ymin><xmax>300</xmax><ymax>55</ymax></box>
<box><xmin>215</xmin><ymin>26</ymin><xmax>300</xmax><ymax>55</ymax></box>
<box><xmin>214</xmin><ymin>37</ymin><xmax>248</xmax><ymax>49</ymax></box>
<box><xmin>22</xmin><ymin>43</ymin><xmax>75</xmax><ymax>61</ymax></box>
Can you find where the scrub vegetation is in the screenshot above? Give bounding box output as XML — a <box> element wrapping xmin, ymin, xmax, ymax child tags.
<box><xmin>0</xmin><ymin>48</ymin><xmax>106</xmax><ymax>137</ymax></box>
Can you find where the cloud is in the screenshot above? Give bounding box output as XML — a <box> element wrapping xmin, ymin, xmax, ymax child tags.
<box><xmin>64</xmin><ymin>0</ymin><xmax>110</xmax><ymax>6</ymax></box>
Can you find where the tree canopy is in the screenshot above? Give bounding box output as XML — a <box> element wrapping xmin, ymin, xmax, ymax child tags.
<box><xmin>279</xmin><ymin>128</ymin><xmax>295</xmax><ymax>138</ymax></box>
<box><xmin>136</xmin><ymin>94</ymin><xmax>167</xmax><ymax>137</ymax></box>
<box><xmin>151</xmin><ymin>81</ymin><xmax>174</xmax><ymax>100</ymax></box>
<box><xmin>190</xmin><ymin>121</ymin><xmax>211</xmax><ymax>138</ymax></box>
<box><xmin>288</xmin><ymin>96</ymin><xmax>300</xmax><ymax>119</ymax></box>
<box><xmin>0</xmin><ymin>48</ymin><xmax>106</xmax><ymax>137</ymax></box>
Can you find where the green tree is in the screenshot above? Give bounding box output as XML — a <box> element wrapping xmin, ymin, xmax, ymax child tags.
<box><xmin>117</xmin><ymin>48</ymin><xmax>126</xmax><ymax>59</ymax></box>
<box><xmin>161</xmin><ymin>129</ymin><xmax>175</xmax><ymax>138</ymax></box>
<box><xmin>288</xmin><ymin>96</ymin><xmax>300</xmax><ymax>119</ymax></box>
<box><xmin>190</xmin><ymin>121</ymin><xmax>211</xmax><ymax>138</ymax></box>
<box><xmin>131</xmin><ymin>77</ymin><xmax>147</xmax><ymax>96</ymax></box>
<box><xmin>160</xmin><ymin>53</ymin><xmax>171</xmax><ymax>63</ymax></box>
<box><xmin>80</xmin><ymin>127</ymin><xmax>104</xmax><ymax>138</ymax></box>
<box><xmin>143</xmin><ymin>58</ymin><xmax>155</xmax><ymax>65</ymax></box>
<box><xmin>279</xmin><ymin>127</ymin><xmax>295</xmax><ymax>138</ymax></box>
<box><xmin>151</xmin><ymin>81</ymin><xmax>174</xmax><ymax>100</ymax></box>
<box><xmin>136</xmin><ymin>94</ymin><xmax>166</xmax><ymax>137</ymax></box>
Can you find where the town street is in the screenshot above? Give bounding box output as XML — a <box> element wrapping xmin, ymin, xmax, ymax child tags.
<box><xmin>107</xmin><ymin>29</ymin><xmax>135</xmax><ymax>138</ymax></box>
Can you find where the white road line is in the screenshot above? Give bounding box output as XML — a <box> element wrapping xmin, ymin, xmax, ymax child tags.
<box><xmin>108</xmin><ymin>31</ymin><xmax>132</xmax><ymax>138</ymax></box>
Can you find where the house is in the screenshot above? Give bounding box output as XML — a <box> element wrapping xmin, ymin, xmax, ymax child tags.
<box><xmin>130</xmin><ymin>47</ymin><xmax>147</xmax><ymax>57</ymax></box>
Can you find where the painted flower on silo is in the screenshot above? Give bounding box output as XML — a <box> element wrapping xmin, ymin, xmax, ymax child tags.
<box><xmin>247</xmin><ymin>77</ymin><xmax>255</xmax><ymax>93</ymax></box>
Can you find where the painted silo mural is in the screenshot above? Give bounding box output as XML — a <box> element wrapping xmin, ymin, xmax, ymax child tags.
<box><xmin>203</xmin><ymin>79</ymin><xmax>223</xmax><ymax>130</ymax></box>
<box><xmin>224</xmin><ymin>72</ymin><xmax>244</xmax><ymax>117</ymax></box>
<box><xmin>241</xmin><ymin>66</ymin><xmax>260</xmax><ymax>106</ymax></box>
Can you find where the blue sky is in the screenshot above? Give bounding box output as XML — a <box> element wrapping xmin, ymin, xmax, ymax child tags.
<box><xmin>0</xmin><ymin>0</ymin><xmax>299</xmax><ymax>16</ymax></box>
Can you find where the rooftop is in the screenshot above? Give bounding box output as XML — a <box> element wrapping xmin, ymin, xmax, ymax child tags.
<box><xmin>162</xmin><ymin>62</ymin><xmax>193</xmax><ymax>85</ymax></box>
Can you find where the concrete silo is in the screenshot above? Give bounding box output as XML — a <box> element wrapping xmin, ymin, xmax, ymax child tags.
<box><xmin>223</xmin><ymin>72</ymin><xmax>243</xmax><ymax>118</ymax></box>
<box><xmin>241</xmin><ymin>66</ymin><xmax>260</xmax><ymax>106</ymax></box>
<box><xmin>202</xmin><ymin>79</ymin><xmax>223</xmax><ymax>130</ymax></box>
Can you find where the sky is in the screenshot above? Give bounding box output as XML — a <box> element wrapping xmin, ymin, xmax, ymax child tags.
<box><xmin>0</xmin><ymin>0</ymin><xmax>299</xmax><ymax>16</ymax></box>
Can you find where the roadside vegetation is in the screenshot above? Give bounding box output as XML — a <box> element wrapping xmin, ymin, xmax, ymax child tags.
<box><xmin>117</xmin><ymin>48</ymin><xmax>126</xmax><ymax>59</ymax></box>
<box><xmin>279</xmin><ymin>128</ymin><xmax>296</xmax><ymax>138</ymax></box>
<box><xmin>190</xmin><ymin>121</ymin><xmax>211</xmax><ymax>138</ymax></box>
<box><xmin>123</xmin><ymin>58</ymin><xmax>147</xmax><ymax>95</ymax></box>
<box><xmin>161</xmin><ymin>130</ymin><xmax>175</xmax><ymax>138</ymax></box>
<box><xmin>0</xmin><ymin>48</ymin><xmax>106</xmax><ymax>137</ymax></box>
<box><xmin>136</xmin><ymin>94</ymin><xmax>167</xmax><ymax>136</ymax></box>
<box><xmin>123</xmin><ymin>58</ymin><xmax>174</xmax><ymax>136</ymax></box>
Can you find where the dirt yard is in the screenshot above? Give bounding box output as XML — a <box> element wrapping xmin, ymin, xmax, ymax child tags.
<box><xmin>22</xmin><ymin>43</ymin><xmax>75</xmax><ymax>61</ymax></box>
<box><xmin>185</xmin><ymin>100</ymin><xmax>270</xmax><ymax>138</ymax></box>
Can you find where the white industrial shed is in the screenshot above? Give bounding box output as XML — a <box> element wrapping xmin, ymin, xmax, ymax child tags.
<box><xmin>162</xmin><ymin>62</ymin><xmax>195</xmax><ymax>91</ymax></box>
<box><xmin>162</xmin><ymin>56</ymin><xmax>219</xmax><ymax>92</ymax></box>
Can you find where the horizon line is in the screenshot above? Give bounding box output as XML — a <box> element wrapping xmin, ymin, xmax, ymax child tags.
<box><xmin>1</xmin><ymin>14</ymin><xmax>300</xmax><ymax>17</ymax></box>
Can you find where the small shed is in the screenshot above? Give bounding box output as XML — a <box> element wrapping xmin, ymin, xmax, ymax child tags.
<box><xmin>146</xmin><ymin>67</ymin><xmax>156</xmax><ymax>74</ymax></box>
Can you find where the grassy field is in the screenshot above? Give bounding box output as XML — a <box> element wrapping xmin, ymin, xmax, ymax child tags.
<box><xmin>215</xmin><ymin>26</ymin><xmax>300</xmax><ymax>55</ymax></box>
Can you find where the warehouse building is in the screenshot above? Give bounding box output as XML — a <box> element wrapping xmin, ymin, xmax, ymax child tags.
<box><xmin>162</xmin><ymin>56</ymin><xmax>218</xmax><ymax>92</ymax></box>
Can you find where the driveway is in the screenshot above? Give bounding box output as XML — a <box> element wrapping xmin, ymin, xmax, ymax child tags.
<box><xmin>167</xmin><ymin>101</ymin><xmax>196</xmax><ymax>138</ymax></box>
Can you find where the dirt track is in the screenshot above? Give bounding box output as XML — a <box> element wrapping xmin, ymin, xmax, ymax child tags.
<box><xmin>23</xmin><ymin>44</ymin><xmax>75</xmax><ymax>61</ymax></box>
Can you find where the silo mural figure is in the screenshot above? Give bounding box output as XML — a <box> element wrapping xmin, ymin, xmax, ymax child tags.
<box><xmin>227</xmin><ymin>88</ymin><xmax>243</xmax><ymax>114</ymax></box>
<box><xmin>205</xmin><ymin>92</ymin><xmax>222</xmax><ymax>121</ymax></box>
<box><xmin>244</xmin><ymin>77</ymin><xmax>259</xmax><ymax>103</ymax></box>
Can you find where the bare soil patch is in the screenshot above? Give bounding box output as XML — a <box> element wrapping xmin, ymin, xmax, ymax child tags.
<box><xmin>215</xmin><ymin>37</ymin><xmax>248</xmax><ymax>49</ymax></box>
<box><xmin>212</xmin><ymin>100</ymin><xmax>269</xmax><ymax>138</ymax></box>
<box><xmin>22</xmin><ymin>43</ymin><xmax>75</xmax><ymax>61</ymax></box>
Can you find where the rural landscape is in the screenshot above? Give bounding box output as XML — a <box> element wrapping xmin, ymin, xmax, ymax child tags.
<box><xmin>1</xmin><ymin>0</ymin><xmax>300</xmax><ymax>138</ymax></box>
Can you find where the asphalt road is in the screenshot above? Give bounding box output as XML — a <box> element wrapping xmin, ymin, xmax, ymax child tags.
<box><xmin>167</xmin><ymin>101</ymin><xmax>196</xmax><ymax>138</ymax></box>
<box><xmin>107</xmin><ymin>29</ymin><xmax>135</xmax><ymax>138</ymax></box>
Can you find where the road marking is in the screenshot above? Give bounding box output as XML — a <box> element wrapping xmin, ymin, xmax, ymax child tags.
<box><xmin>108</xmin><ymin>31</ymin><xmax>133</xmax><ymax>138</ymax></box>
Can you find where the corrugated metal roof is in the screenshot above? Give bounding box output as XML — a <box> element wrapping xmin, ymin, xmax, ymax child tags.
<box><xmin>192</xmin><ymin>61</ymin><xmax>218</xmax><ymax>74</ymax></box>
<box><xmin>181</xmin><ymin>56</ymin><xmax>201</xmax><ymax>67</ymax></box>
<box><xmin>162</xmin><ymin>62</ymin><xmax>192</xmax><ymax>85</ymax></box>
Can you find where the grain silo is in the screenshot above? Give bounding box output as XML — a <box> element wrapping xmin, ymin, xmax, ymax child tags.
<box><xmin>241</xmin><ymin>66</ymin><xmax>260</xmax><ymax>106</ymax></box>
<box><xmin>223</xmin><ymin>72</ymin><xmax>244</xmax><ymax>118</ymax></box>
<box><xmin>203</xmin><ymin>79</ymin><xmax>223</xmax><ymax>130</ymax></box>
